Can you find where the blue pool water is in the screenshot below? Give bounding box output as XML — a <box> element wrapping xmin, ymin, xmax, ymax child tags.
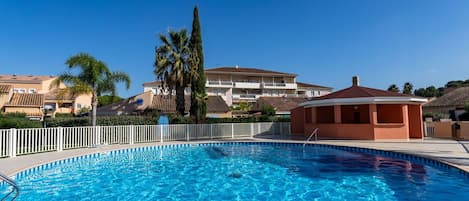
<box><xmin>2</xmin><ymin>143</ymin><xmax>469</xmax><ymax>201</ymax></box>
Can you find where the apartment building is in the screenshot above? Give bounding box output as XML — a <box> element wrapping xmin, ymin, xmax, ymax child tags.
<box><xmin>143</xmin><ymin>66</ymin><xmax>332</xmax><ymax>106</ymax></box>
<box><xmin>0</xmin><ymin>74</ymin><xmax>91</xmax><ymax>117</ymax></box>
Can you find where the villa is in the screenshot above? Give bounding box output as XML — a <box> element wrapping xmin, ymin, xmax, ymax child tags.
<box><xmin>0</xmin><ymin>74</ymin><xmax>91</xmax><ymax>118</ymax></box>
<box><xmin>290</xmin><ymin>77</ymin><xmax>428</xmax><ymax>140</ymax></box>
<box><xmin>97</xmin><ymin>91</ymin><xmax>231</xmax><ymax>118</ymax></box>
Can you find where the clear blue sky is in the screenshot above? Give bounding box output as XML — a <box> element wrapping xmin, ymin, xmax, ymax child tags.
<box><xmin>1</xmin><ymin>0</ymin><xmax>469</xmax><ymax>98</ymax></box>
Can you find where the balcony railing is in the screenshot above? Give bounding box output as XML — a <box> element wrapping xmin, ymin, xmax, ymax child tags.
<box><xmin>233</xmin><ymin>94</ymin><xmax>259</xmax><ymax>100</ymax></box>
<box><xmin>206</xmin><ymin>81</ymin><xmax>233</xmax><ymax>87</ymax></box>
<box><xmin>262</xmin><ymin>82</ymin><xmax>297</xmax><ymax>89</ymax></box>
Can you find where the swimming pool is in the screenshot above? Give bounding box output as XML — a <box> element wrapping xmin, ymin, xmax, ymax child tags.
<box><xmin>2</xmin><ymin>142</ymin><xmax>469</xmax><ymax>200</ymax></box>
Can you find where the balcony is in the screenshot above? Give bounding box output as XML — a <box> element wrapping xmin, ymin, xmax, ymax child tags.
<box><xmin>233</xmin><ymin>81</ymin><xmax>261</xmax><ymax>89</ymax></box>
<box><xmin>262</xmin><ymin>82</ymin><xmax>297</xmax><ymax>89</ymax></box>
<box><xmin>206</xmin><ymin>80</ymin><xmax>233</xmax><ymax>88</ymax></box>
<box><xmin>233</xmin><ymin>94</ymin><xmax>259</xmax><ymax>101</ymax></box>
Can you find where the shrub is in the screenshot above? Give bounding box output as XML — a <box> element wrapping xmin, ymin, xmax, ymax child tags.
<box><xmin>55</xmin><ymin>113</ymin><xmax>74</xmax><ymax>118</ymax></box>
<box><xmin>46</xmin><ymin>115</ymin><xmax>159</xmax><ymax>127</ymax></box>
<box><xmin>0</xmin><ymin>116</ymin><xmax>42</xmax><ymax>129</ymax></box>
<box><xmin>261</xmin><ymin>105</ymin><xmax>276</xmax><ymax>116</ymax></box>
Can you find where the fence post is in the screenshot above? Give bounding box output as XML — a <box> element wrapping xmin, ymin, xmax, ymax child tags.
<box><xmin>210</xmin><ymin>124</ymin><xmax>213</xmax><ymax>140</ymax></box>
<box><xmin>57</xmin><ymin>127</ymin><xmax>64</xmax><ymax>152</ymax></box>
<box><xmin>160</xmin><ymin>125</ymin><xmax>164</xmax><ymax>143</ymax></box>
<box><xmin>95</xmin><ymin>126</ymin><xmax>101</xmax><ymax>146</ymax></box>
<box><xmin>250</xmin><ymin>123</ymin><xmax>254</xmax><ymax>138</ymax></box>
<box><xmin>186</xmin><ymin>125</ymin><xmax>190</xmax><ymax>141</ymax></box>
<box><xmin>258</xmin><ymin>123</ymin><xmax>261</xmax><ymax>134</ymax></box>
<box><xmin>129</xmin><ymin>125</ymin><xmax>134</xmax><ymax>145</ymax></box>
<box><xmin>9</xmin><ymin>128</ymin><xmax>16</xmax><ymax>158</ymax></box>
<box><xmin>231</xmin><ymin>123</ymin><xmax>234</xmax><ymax>139</ymax></box>
<box><xmin>278</xmin><ymin>122</ymin><xmax>283</xmax><ymax>136</ymax></box>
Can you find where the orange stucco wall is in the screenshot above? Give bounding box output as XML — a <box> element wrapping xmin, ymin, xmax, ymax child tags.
<box><xmin>459</xmin><ymin>122</ymin><xmax>469</xmax><ymax>139</ymax></box>
<box><xmin>305</xmin><ymin>123</ymin><xmax>375</xmax><ymax>140</ymax></box>
<box><xmin>290</xmin><ymin>106</ymin><xmax>305</xmax><ymax>135</ymax></box>
<box><xmin>408</xmin><ymin>105</ymin><xmax>423</xmax><ymax>138</ymax></box>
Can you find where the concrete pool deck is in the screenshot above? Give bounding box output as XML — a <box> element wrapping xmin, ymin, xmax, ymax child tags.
<box><xmin>1</xmin><ymin>138</ymin><xmax>469</xmax><ymax>176</ymax></box>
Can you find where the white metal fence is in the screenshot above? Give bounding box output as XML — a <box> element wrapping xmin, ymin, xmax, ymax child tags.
<box><xmin>0</xmin><ymin>122</ymin><xmax>290</xmax><ymax>158</ymax></box>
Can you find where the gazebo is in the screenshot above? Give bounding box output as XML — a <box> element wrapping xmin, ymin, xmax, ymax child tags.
<box><xmin>290</xmin><ymin>77</ymin><xmax>427</xmax><ymax>140</ymax></box>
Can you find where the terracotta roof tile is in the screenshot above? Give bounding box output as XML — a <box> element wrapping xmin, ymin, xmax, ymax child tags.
<box><xmin>311</xmin><ymin>86</ymin><xmax>415</xmax><ymax>100</ymax></box>
<box><xmin>296</xmin><ymin>82</ymin><xmax>333</xmax><ymax>90</ymax></box>
<box><xmin>251</xmin><ymin>97</ymin><xmax>308</xmax><ymax>112</ymax></box>
<box><xmin>149</xmin><ymin>95</ymin><xmax>230</xmax><ymax>113</ymax></box>
<box><xmin>5</xmin><ymin>93</ymin><xmax>44</xmax><ymax>107</ymax></box>
<box><xmin>0</xmin><ymin>85</ymin><xmax>12</xmax><ymax>93</ymax></box>
<box><xmin>424</xmin><ymin>87</ymin><xmax>469</xmax><ymax>107</ymax></box>
<box><xmin>205</xmin><ymin>67</ymin><xmax>296</xmax><ymax>76</ymax></box>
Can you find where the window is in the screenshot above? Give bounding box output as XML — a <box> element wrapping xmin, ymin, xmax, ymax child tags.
<box><xmin>136</xmin><ymin>99</ymin><xmax>144</xmax><ymax>106</ymax></box>
<box><xmin>77</xmin><ymin>104</ymin><xmax>82</xmax><ymax>109</ymax></box>
<box><xmin>13</xmin><ymin>88</ymin><xmax>19</xmax><ymax>93</ymax></box>
<box><xmin>28</xmin><ymin>88</ymin><xmax>37</xmax><ymax>93</ymax></box>
<box><xmin>18</xmin><ymin>88</ymin><xmax>26</xmax><ymax>93</ymax></box>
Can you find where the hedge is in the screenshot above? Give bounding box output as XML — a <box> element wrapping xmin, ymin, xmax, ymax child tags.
<box><xmin>0</xmin><ymin>112</ymin><xmax>42</xmax><ymax>129</ymax></box>
<box><xmin>46</xmin><ymin>116</ymin><xmax>158</xmax><ymax>127</ymax></box>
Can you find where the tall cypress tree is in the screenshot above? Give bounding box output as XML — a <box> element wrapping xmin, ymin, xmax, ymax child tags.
<box><xmin>189</xmin><ymin>6</ymin><xmax>207</xmax><ymax>123</ymax></box>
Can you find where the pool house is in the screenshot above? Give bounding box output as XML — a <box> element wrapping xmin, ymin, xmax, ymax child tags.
<box><xmin>290</xmin><ymin>77</ymin><xmax>428</xmax><ymax>140</ymax></box>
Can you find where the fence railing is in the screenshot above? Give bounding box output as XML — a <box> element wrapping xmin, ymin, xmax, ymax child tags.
<box><xmin>0</xmin><ymin>122</ymin><xmax>290</xmax><ymax>158</ymax></box>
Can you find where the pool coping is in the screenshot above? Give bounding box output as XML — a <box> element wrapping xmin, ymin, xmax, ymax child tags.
<box><xmin>1</xmin><ymin>138</ymin><xmax>469</xmax><ymax>178</ymax></box>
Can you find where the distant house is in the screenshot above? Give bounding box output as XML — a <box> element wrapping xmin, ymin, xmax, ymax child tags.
<box><xmin>3</xmin><ymin>93</ymin><xmax>44</xmax><ymax>118</ymax></box>
<box><xmin>423</xmin><ymin>87</ymin><xmax>469</xmax><ymax>118</ymax></box>
<box><xmin>250</xmin><ymin>96</ymin><xmax>308</xmax><ymax>116</ymax></box>
<box><xmin>0</xmin><ymin>74</ymin><xmax>91</xmax><ymax>117</ymax></box>
<box><xmin>97</xmin><ymin>91</ymin><xmax>231</xmax><ymax>118</ymax></box>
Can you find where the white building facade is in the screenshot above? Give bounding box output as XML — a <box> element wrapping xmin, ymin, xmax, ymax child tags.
<box><xmin>143</xmin><ymin>66</ymin><xmax>333</xmax><ymax>106</ymax></box>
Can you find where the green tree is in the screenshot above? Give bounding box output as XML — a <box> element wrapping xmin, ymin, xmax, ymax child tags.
<box><xmin>424</xmin><ymin>86</ymin><xmax>439</xmax><ymax>97</ymax></box>
<box><xmin>98</xmin><ymin>95</ymin><xmax>123</xmax><ymax>107</ymax></box>
<box><xmin>154</xmin><ymin>29</ymin><xmax>193</xmax><ymax>115</ymax></box>
<box><xmin>387</xmin><ymin>84</ymin><xmax>400</xmax><ymax>93</ymax></box>
<box><xmin>402</xmin><ymin>82</ymin><xmax>413</xmax><ymax>94</ymax></box>
<box><xmin>52</xmin><ymin>53</ymin><xmax>131</xmax><ymax>126</ymax></box>
<box><xmin>261</xmin><ymin>105</ymin><xmax>276</xmax><ymax>116</ymax></box>
<box><xmin>414</xmin><ymin>88</ymin><xmax>426</xmax><ymax>97</ymax></box>
<box><xmin>189</xmin><ymin>6</ymin><xmax>207</xmax><ymax>123</ymax></box>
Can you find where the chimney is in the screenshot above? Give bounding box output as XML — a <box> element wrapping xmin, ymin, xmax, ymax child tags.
<box><xmin>352</xmin><ymin>76</ymin><xmax>359</xmax><ymax>86</ymax></box>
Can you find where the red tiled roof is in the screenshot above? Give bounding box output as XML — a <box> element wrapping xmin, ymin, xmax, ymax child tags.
<box><xmin>207</xmin><ymin>96</ymin><xmax>230</xmax><ymax>113</ymax></box>
<box><xmin>0</xmin><ymin>85</ymin><xmax>12</xmax><ymax>93</ymax></box>
<box><xmin>251</xmin><ymin>97</ymin><xmax>308</xmax><ymax>112</ymax></box>
<box><xmin>205</xmin><ymin>67</ymin><xmax>297</xmax><ymax>76</ymax></box>
<box><xmin>424</xmin><ymin>87</ymin><xmax>469</xmax><ymax>107</ymax></box>
<box><xmin>310</xmin><ymin>86</ymin><xmax>415</xmax><ymax>100</ymax></box>
<box><xmin>5</xmin><ymin>93</ymin><xmax>44</xmax><ymax>107</ymax></box>
<box><xmin>150</xmin><ymin>95</ymin><xmax>229</xmax><ymax>113</ymax></box>
<box><xmin>296</xmin><ymin>82</ymin><xmax>332</xmax><ymax>90</ymax></box>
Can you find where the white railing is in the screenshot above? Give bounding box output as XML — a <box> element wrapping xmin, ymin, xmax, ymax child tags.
<box><xmin>0</xmin><ymin>122</ymin><xmax>290</xmax><ymax>158</ymax></box>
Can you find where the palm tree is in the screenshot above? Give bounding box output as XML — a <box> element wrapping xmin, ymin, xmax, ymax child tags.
<box><xmin>403</xmin><ymin>82</ymin><xmax>413</xmax><ymax>94</ymax></box>
<box><xmin>52</xmin><ymin>53</ymin><xmax>131</xmax><ymax>126</ymax></box>
<box><xmin>193</xmin><ymin>92</ymin><xmax>208</xmax><ymax>121</ymax></box>
<box><xmin>387</xmin><ymin>84</ymin><xmax>400</xmax><ymax>93</ymax></box>
<box><xmin>154</xmin><ymin>29</ymin><xmax>195</xmax><ymax>115</ymax></box>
